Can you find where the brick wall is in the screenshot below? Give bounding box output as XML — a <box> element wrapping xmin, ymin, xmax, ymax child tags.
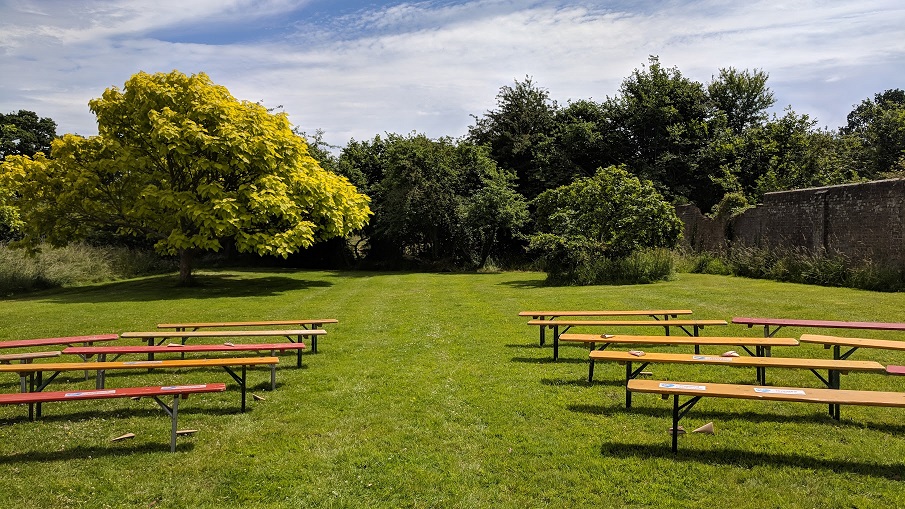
<box><xmin>676</xmin><ymin>179</ymin><xmax>905</xmax><ymax>265</ymax></box>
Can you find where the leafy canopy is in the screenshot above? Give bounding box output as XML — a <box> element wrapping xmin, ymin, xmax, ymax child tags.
<box><xmin>529</xmin><ymin>165</ymin><xmax>682</xmax><ymax>284</ymax></box>
<box><xmin>1</xmin><ymin>71</ymin><xmax>371</xmax><ymax>282</ymax></box>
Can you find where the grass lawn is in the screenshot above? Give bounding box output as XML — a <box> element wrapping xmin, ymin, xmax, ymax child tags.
<box><xmin>1</xmin><ymin>270</ymin><xmax>905</xmax><ymax>508</ymax></box>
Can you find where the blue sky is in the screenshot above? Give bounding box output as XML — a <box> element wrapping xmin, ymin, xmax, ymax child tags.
<box><xmin>2</xmin><ymin>0</ymin><xmax>904</xmax><ymax>149</ymax></box>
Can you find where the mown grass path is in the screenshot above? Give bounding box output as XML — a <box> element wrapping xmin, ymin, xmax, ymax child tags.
<box><xmin>1</xmin><ymin>270</ymin><xmax>904</xmax><ymax>508</ymax></box>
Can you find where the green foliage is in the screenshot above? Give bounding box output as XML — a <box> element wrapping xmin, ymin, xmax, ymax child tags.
<box><xmin>841</xmin><ymin>89</ymin><xmax>905</xmax><ymax>179</ymax></box>
<box><xmin>0</xmin><ymin>71</ymin><xmax>371</xmax><ymax>283</ymax></box>
<box><xmin>707</xmin><ymin>67</ymin><xmax>775</xmax><ymax>135</ymax></box>
<box><xmin>467</xmin><ymin>76</ymin><xmax>558</xmax><ymax>200</ymax></box>
<box><xmin>339</xmin><ymin>133</ymin><xmax>527</xmax><ymax>268</ymax></box>
<box><xmin>529</xmin><ymin>165</ymin><xmax>681</xmax><ymax>284</ymax></box>
<box><xmin>0</xmin><ymin>109</ymin><xmax>56</xmax><ymax>159</ymax></box>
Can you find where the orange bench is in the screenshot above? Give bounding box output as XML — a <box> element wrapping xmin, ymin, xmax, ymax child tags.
<box><xmin>158</xmin><ymin>319</ymin><xmax>338</xmax><ymax>353</ymax></box>
<box><xmin>0</xmin><ymin>383</ymin><xmax>226</xmax><ymax>452</ymax></box>
<box><xmin>0</xmin><ymin>334</ymin><xmax>119</xmax><ymax>349</ymax></box>
<box><xmin>628</xmin><ymin>379</ymin><xmax>905</xmax><ymax>453</ymax></box>
<box><xmin>520</xmin><ymin>310</ymin><xmax>692</xmax><ymax>346</ymax></box>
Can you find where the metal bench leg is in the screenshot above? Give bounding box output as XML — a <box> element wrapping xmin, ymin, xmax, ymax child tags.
<box><xmin>152</xmin><ymin>394</ymin><xmax>180</xmax><ymax>453</ymax></box>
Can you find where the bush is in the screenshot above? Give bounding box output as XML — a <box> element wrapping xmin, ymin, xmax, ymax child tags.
<box><xmin>529</xmin><ymin>166</ymin><xmax>682</xmax><ymax>285</ymax></box>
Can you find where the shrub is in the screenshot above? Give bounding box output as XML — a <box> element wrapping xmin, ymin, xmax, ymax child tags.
<box><xmin>529</xmin><ymin>166</ymin><xmax>682</xmax><ymax>285</ymax></box>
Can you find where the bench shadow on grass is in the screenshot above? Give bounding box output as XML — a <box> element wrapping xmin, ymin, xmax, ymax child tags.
<box><xmin>29</xmin><ymin>273</ymin><xmax>332</xmax><ymax>304</ymax></box>
<box><xmin>569</xmin><ymin>403</ymin><xmax>905</xmax><ymax>435</ymax></box>
<box><xmin>599</xmin><ymin>442</ymin><xmax>904</xmax><ymax>480</ymax></box>
<box><xmin>0</xmin><ymin>442</ymin><xmax>194</xmax><ymax>463</ymax></box>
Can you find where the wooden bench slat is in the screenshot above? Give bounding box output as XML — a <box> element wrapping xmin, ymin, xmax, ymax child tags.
<box><xmin>527</xmin><ymin>319</ymin><xmax>727</xmax><ymax>327</ymax></box>
<box><xmin>519</xmin><ymin>310</ymin><xmax>692</xmax><ymax>317</ymax></box>
<box><xmin>733</xmin><ymin>317</ymin><xmax>905</xmax><ymax>332</ymax></box>
<box><xmin>0</xmin><ymin>383</ymin><xmax>227</xmax><ymax>404</ymax></box>
<box><xmin>121</xmin><ymin>330</ymin><xmax>325</xmax><ymax>339</ymax></box>
<box><xmin>0</xmin><ymin>356</ymin><xmax>278</xmax><ymax>373</ymax></box>
<box><xmin>157</xmin><ymin>319</ymin><xmax>338</xmax><ymax>329</ymax></box>
<box><xmin>63</xmin><ymin>343</ymin><xmax>304</xmax><ymax>355</ymax></box>
<box><xmin>588</xmin><ymin>350</ymin><xmax>885</xmax><ymax>371</ymax></box>
<box><xmin>0</xmin><ymin>334</ymin><xmax>119</xmax><ymax>349</ymax></box>
<box><xmin>0</xmin><ymin>351</ymin><xmax>62</xmax><ymax>362</ymax></box>
<box><xmin>628</xmin><ymin>379</ymin><xmax>905</xmax><ymax>407</ymax></box>
<box><xmin>799</xmin><ymin>334</ymin><xmax>905</xmax><ymax>352</ymax></box>
<box><xmin>560</xmin><ymin>334</ymin><xmax>799</xmax><ymax>346</ymax></box>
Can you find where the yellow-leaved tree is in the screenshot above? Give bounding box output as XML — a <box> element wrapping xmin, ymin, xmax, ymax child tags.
<box><xmin>0</xmin><ymin>70</ymin><xmax>371</xmax><ymax>283</ymax></box>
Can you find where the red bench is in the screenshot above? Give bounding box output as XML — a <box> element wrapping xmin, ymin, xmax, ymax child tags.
<box><xmin>0</xmin><ymin>334</ymin><xmax>119</xmax><ymax>349</ymax></box>
<box><xmin>733</xmin><ymin>317</ymin><xmax>905</xmax><ymax>337</ymax></box>
<box><xmin>0</xmin><ymin>383</ymin><xmax>226</xmax><ymax>452</ymax></box>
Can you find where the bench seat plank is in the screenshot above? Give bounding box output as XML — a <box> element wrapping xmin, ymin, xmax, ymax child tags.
<box><xmin>0</xmin><ymin>383</ymin><xmax>227</xmax><ymax>452</ymax></box>
<box><xmin>628</xmin><ymin>379</ymin><xmax>905</xmax><ymax>406</ymax></box>
<box><xmin>588</xmin><ymin>350</ymin><xmax>885</xmax><ymax>371</ymax></box>
<box><xmin>562</xmin><ymin>335</ymin><xmax>799</xmax><ymax>382</ymax></box>
<box><xmin>0</xmin><ymin>334</ymin><xmax>119</xmax><ymax>349</ymax></box>
<box><xmin>733</xmin><ymin>317</ymin><xmax>905</xmax><ymax>337</ymax></box>
<box><xmin>121</xmin><ymin>330</ymin><xmax>325</xmax><ymax>340</ymax></box>
<box><xmin>560</xmin><ymin>334</ymin><xmax>798</xmax><ymax>346</ymax></box>
<box><xmin>799</xmin><ymin>334</ymin><xmax>905</xmax><ymax>352</ymax></box>
<box><xmin>519</xmin><ymin>310</ymin><xmax>692</xmax><ymax>318</ymax></box>
<box><xmin>158</xmin><ymin>319</ymin><xmax>338</xmax><ymax>329</ymax></box>
<box><xmin>528</xmin><ymin>319</ymin><xmax>728</xmax><ymax>360</ymax></box>
<box><xmin>65</xmin><ymin>343</ymin><xmax>307</xmax><ymax>369</ymax></box>
<box><xmin>0</xmin><ymin>351</ymin><xmax>62</xmax><ymax>362</ymax></box>
<box><xmin>0</xmin><ymin>356</ymin><xmax>277</xmax><ymax>414</ymax></box>
<box><xmin>628</xmin><ymin>378</ymin><xmax>905</xmax><ymax>454</ymax></box>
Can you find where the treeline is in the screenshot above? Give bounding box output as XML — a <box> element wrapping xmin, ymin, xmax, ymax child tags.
<box><xmin>305</xmin><ymin>56</ymin><xmax>905</xmax><ymax>269</ymax></box>
<box><xmin>2</xmin><ymin>57</ymin><xmax>904</xmax><ymax>275</ymax></box>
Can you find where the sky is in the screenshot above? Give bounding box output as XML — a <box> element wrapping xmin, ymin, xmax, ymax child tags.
<box><xmin>2</xmin><ymin>0</ymin><xmax>904</xmax><ymax>150</ymax></box>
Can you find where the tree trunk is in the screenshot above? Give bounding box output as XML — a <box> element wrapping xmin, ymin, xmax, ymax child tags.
<box><xmin>178</xmin><ymin>249</ymin><xmax>194</xmax><ymax>285</ymax></box>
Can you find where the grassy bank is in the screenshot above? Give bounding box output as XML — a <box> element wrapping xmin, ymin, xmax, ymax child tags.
<box><xmin>1</xmin><ymin>270</ymin><xmax>904</xmax><ymax>508</ymax></box>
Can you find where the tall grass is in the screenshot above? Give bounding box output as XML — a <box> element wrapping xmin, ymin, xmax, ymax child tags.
<box><xmin>546</xmin><ymin>248</ymin><xmax>675</xmax><ymax>285</ymax></box>
<box><xmin>678</xmin><ymin>247</ymin><xmax>905</xmax><ymax>292</ymax></box>
<box><xmin>0</xmin><ymin>243</ymin><xmax>172</xmax><ymax>294</ymax></box>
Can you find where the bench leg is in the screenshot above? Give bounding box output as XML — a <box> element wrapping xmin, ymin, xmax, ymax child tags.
<box><xmin>271</xmin><ymin>350</ymin><xmax>277</xmax><ymax>390</ymax></box>
<box><xmin>670</xmin><ymin>395</ymin><xmax>703</xmax><ymax>454</ymax></box>
<box><xmin>222</xmin><ymin>366</ymin><xmax>249</xmax><ymax>412</ymax></box>
<box><xmin>552</xmin><ymin>325</ymin><xmax>559</xmax><ymax>360</ymax></box>
<box><xmin>151</xmin><ymin>395</ymin><xmax>180</xmax><ymax>453</ymax></box>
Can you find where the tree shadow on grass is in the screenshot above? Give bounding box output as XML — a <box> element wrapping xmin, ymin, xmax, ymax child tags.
<box><xmin>18</xmin><ymin>273</ymin><xmax>332</xmax><ymax>304</ymax></box>
<box><xmin>599</xmin><ymin>442</ymin><xmax>904</xmax><ymax>480</ymax></box>
<box><xmin>510</xmin><ymin>356</ymin><xmax>587</xmax><ymax>365</ymax></box>
<box><xmin>495</xmin><ymin>278</ymin><xmax>548</xmax><ymax>289</ymax></box>
<box><xmin>542</xmin><ymin>377</ymin><xmax>625</xmax><ymax>388</ymax></box>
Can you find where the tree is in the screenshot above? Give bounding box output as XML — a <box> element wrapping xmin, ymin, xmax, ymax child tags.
<box><xmin>841</xmin><ymin>89</ymin><xmax>905</xmax><ymax>179</ymax></box>
<box><xmin>337</xmin><ymin>133</ymin><xmax>526</xmax><ymax>268</ymax></box>
<box><xmin>468</xmin><ymin>77</ymin><xmax>558</xmax><ymax>200</ymax></box>
<box><xmin>0</xmin><ymin>110</ymin><xmax>57</xmax><ymax>160</ymax></box>
<box><xmin>0</xmin><ymin>71</ymin><xmax>371</xmax><ymax>284</ymax></box>
<box><xmin>529</xmin><ymin>165</ymin><xmax>682</xmax><ymax>284</ymax></box>
<box><xmin>606</xmin><ymin>56</ymin><xmax>717</xmax><ymax>208</ymax></box>
<box><xmin>707</xmin><ymin>68</ymin><xmax>775</xmax><ymax>135</ymax></box>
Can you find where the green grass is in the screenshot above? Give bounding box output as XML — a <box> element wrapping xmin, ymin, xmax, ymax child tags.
<box><xmin>1</xmin><ymin>270</ymin><xmax>905</xmax><ymax>508</ymax></box>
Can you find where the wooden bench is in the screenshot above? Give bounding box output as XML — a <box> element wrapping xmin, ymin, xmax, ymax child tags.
<box><xmin>733</xmin><ymin>317</ymin><xmax>905</xmax><ymax>337</ymax></box>
<box><xmin>627</xmin><ymin>379</ymin><xmax>905</xmax><ymax>453</ymax></box>
<box><xmin>0</xmin><ymin>356</ymin><xmax>278</xmax><ymax>415</ymax></box>
<box><xmin>588</xmin><ymin>350</ymin><xmax>886</xmax><ymax>417</ymax></box>
<box><xmin>0</xmin><ymin>334</ymin><xmax>119</xmax><ymax>350</ymax></box>
<box><xmin>158</xmin><ymin>319</ymin><xmax>338</xmax><ymax>353</ymax></box>
<box><xmin>0</xmin><ymin>383</ymin><xmax>226</xmax><ymax>452</ymax></box>
<box><xmin>526</xmin><ymin>319</ymin><xmax>728</xmax><ymax>360</ymax></box>
<box><xmin>520</xmin><ymin>310</ymin><xmax>692</xmax><ymax>346</ymax></box>
<box><xmin>121</xmin><ymin>330</ymin><xmax>322</xmax><ymax>360</ymax></box>
<box><xmin>799</xmin><ymin>334</ymin><xmax>905</xmax><ymax>361</ymax></box>
<box><xmin>559</xmin><ymin>335</ymin><xmax>799</xmax><ymax>382</ymax></box>
<box><xmin>64</xmin><ymin>343</ymin><xmax>306</xmax><ymax>389</ymax></box>
<box><xmin>0</xmin><ymin>351</ymin><xmax>62</xmax><ymax>392</ymax></box>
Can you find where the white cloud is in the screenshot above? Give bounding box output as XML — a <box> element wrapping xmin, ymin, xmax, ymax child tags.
<box><xmin>1</xmin><ymin>0</ymin><xmax>903</xmax><ymax>146</ymax></box>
